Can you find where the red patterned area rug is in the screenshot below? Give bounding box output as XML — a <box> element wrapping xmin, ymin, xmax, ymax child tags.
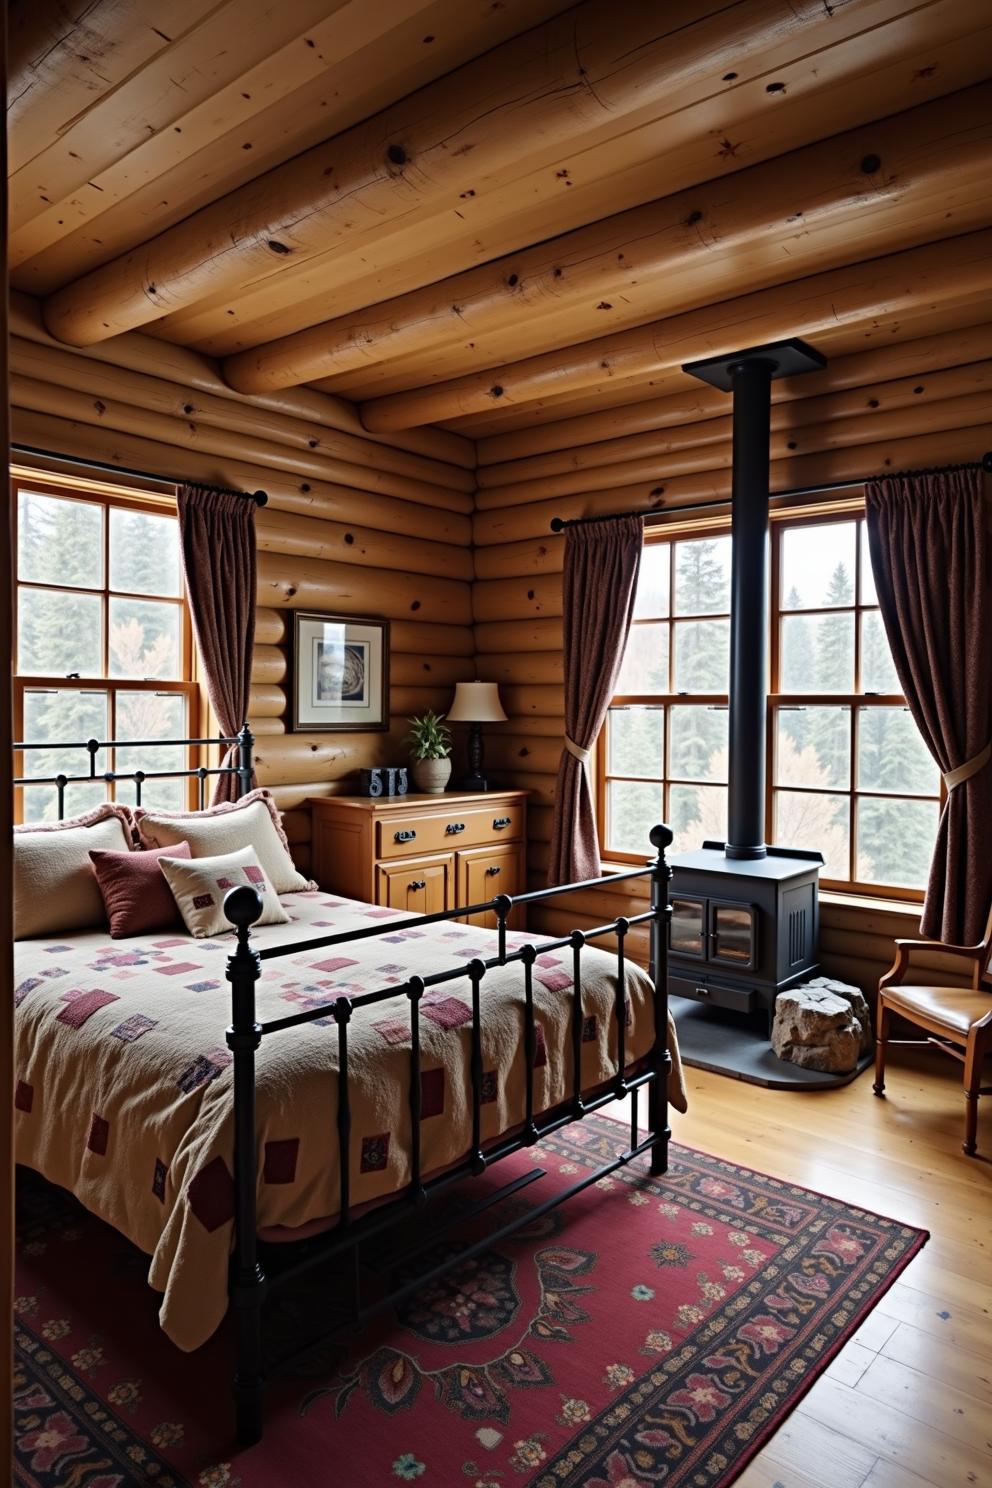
<box><xmin>14</xmin><ymin>1113</ymin><xmax>926</xmax><ymax>1488</ymax></box>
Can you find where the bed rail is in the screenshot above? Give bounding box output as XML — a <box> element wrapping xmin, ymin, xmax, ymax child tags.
<box><xmin>13</xmin><ymin>722</ymin><xmax>255</xmax><ymax>816</ymax></box>
<box><xmin>223</xmin><ymin>821</ymin><xmax>674</xmax><ymax>1445</ymax></box>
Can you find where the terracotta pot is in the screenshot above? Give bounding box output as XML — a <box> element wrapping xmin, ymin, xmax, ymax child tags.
<box><xmin>411</xmin><ymin>756</ymin><xmax>452</xmax><ymax>794</ymax></box>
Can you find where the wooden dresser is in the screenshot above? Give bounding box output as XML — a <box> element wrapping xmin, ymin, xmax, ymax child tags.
<box><xmin>309</xmin><ymin>790</ymin><xmax>528</xmax><ymax>927</ymax></box>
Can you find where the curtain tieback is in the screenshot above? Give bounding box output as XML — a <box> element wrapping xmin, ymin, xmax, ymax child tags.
<box><xmin>564</xmin><ymin>735</ymin><xmax>591</xmax><ymax>765</ymax></box>
<box><xmin>943</xmin><ymin>740</ymin><xmax>992</xmax><ymax>791</ymax></box>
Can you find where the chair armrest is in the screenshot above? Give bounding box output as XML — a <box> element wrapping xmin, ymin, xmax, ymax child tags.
<box><xmin>880</xmin><ymin>937</ymin><xmax>986</xmax><ymax>992</ymax></box>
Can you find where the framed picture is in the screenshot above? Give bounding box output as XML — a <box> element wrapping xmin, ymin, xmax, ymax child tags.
<box><xmin>291</xmin><ymin>611</ymin><xmax>389</xmax><ymax>732</ymax></box>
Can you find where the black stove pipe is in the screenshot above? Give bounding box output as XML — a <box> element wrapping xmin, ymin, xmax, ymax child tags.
<box><xmin>725</xmin><ymin>358</ymin><xmax>774</xmax><ymax>860</ymax></box>
<box><xmin>682</xmin><ymin>338</ymin><xmax>827</xmax><ymax>862</ymax></box>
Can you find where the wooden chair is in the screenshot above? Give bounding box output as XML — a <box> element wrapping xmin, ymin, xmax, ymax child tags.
<box><xmin>873</xmin><ymin>908</ymin><xmax>992</xmax><ymax>1155</ymax></box>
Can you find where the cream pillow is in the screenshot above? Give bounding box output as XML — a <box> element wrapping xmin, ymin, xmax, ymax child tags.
<box><xmin>159</xmin><ymin>845</ymin><xmax>290</xmax><ymax>939</ymax></box>
<box><xmin>135</xmin><ymin>790</ymin><xmax>313</xmax><ymax>894</ymax></box>
<box><xmin>14</xmin><ymin>804</ymin><xmax>135</xmax><ymax>940</ymax></box>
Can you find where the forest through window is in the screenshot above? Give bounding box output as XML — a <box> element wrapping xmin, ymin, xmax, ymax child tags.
<box><xmin>14</xmin><ymin>481</ymin><xmax>196</xmax><ymax>821</ymax></box>
<box><xmin>601</xmin><ymin>515</ymin><xmax>941</xmax><ymax>897</ymax></box>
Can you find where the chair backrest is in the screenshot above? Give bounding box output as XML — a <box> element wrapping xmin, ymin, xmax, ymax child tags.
<box><xmin>980</xmin><ymin>903</ymin><xmax>992</xmax><ymax>989</ymax></box>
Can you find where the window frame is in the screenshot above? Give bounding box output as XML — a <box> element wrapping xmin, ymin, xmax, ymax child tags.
<box><xmin>767</xmin><ymin>507</ymin><xmax>943</xmax><ymax>903</ymax></box>
<box><xmin>597</xmin><ymin>502</ymin><xmax>942</xmax><ymax>902</ymax></box>
<box><xmin>597</xmin><ymin>524</ymin><xmax>731</xmax><ymax>863</ymax></box>
<box><xmin>12</xmin><ymin>474</ymin><xmax>201</xmax><ymax>822</ymax></box>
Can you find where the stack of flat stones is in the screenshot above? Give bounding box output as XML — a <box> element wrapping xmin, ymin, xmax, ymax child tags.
<box><xmin>771</xmin><ymin>976</ymin><xmax>874</xmax><ymax>1074</ymax></box>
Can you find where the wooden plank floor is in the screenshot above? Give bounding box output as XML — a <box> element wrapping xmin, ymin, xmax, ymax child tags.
<box><xmin>660</xmin><ymin>1045</ymin><xmax>992</xmax><ymax>1488</ymax></box>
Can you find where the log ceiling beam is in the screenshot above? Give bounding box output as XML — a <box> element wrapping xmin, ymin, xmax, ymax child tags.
<box><xmin>474</xmin><ymin>321</ymin><xmax>992</xmax><ymax>463</ymax></box>
<box><xmin>221</xmin><ymin>85</ymin><xmax>992</xmax><ymax>395</ymax></box>
<box><xmin>7</xmin><ymin>0</ymin><xmax>209</xmax><ymax>166</ymax></box>
<box><xmin>358</xmin><ymin>228</ymin><xmax>992</xmax><ymax>429</ymax></box>
<box><xmin>39</xmin><ymin>0</ymin><xmax>878</xmax><ymax>347</ymax></box>
<box><xmin>477</xmin><ymin>348</ymin><xmax>992</xmax><ymax>483</ymax></box>
<box><xmin>474</xmin><ymin>371</ymin><xmax>992</xmax><ymax>507</ymax></box>
<box><xmin>11</xmin><ymin>1</ymin><xmax>574</xmax><ymax>291</ymax></box>
<box><xmin>450</xmin><ymin>294</ymin><xmax>992</xmax><ymax>436</ymax></box>
<box><xmin>149</xmin><ymin>1</ymin><xmax>991</xmax><ymax>359</ymax></box>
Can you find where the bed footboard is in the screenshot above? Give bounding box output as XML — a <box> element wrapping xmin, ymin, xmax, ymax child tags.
<box><xmin>224</xmin><ymin>821</ymin><xmax>674</xmax><ymax>1446</ymax></box>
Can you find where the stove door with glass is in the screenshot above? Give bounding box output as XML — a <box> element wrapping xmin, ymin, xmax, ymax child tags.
<box><xmin>668</xmin><ymin>892</ymin><xmax>760</xmax><ymax>1013</ymax></box>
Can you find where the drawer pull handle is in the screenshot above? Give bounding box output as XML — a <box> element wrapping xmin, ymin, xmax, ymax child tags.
<box><xmin>409</xmin><ymin>879</ymin><xmax>427</xmax><ymax>891</ymax></box>
<box><xmin>446</xmin><ymin>822</ymin><xmax>466</xmax><ymax>835</ymax></box>
<box><xmin>394</xmin><ymin>829</ymin><xmax>416</xmax><ymax>843</ymax></box>
<box><xmin>493</xmin><ymin>816</ymin><xmax>512</xmax><ymax>829</ymax></box>
<box><xmin>486</xmin><ymin>865</ymin><xmax>501</xmax><ymax>876</ymax></box>
<box><xmin>694</xmin><ymin>985</ymin><xmax>710</xmax><ymax>998</ymax></box>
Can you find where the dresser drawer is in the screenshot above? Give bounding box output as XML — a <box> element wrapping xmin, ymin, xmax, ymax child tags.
<box><xmin>669</xmin><ymin>972</ymin><xmax>754</xmax><ymax>1015</ymax></box>
<box><xmin>457</xmin><ymin>844</ymin><xmax>524</xmax><ymax>928</ymax></box>
<box><xmin>376</xmin><ymin>855</ymin><xmax>453</xmax><ymax>916</ymax></box>
<box><xmin>376</xmin><ymin>803</ymin><xmax>524</xmax><ymax>860</ymax></box>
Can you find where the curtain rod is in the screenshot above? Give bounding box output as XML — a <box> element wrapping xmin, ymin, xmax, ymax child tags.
<box><xmin>11</xmin><ymin>444</ymin><xmax>269</xmax><ymax>506</ymax></box>
<box><xmin>548</xmin><ymin>452</ymin><xmax>992</xmax><ymax>532</ymax></box>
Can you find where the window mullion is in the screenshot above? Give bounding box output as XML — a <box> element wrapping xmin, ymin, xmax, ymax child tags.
<box><xmin>850</xmin><ymin>700</ymin><xmax>859</xmax><ymax>885</ymax></box>
<box><xmin>102</xmin><ymin>501</ymin><xmax>111</xmax><ymax>681</ymax></box>
<box><xmin>108</xmin><ymin>687</ymin><xmax>118</xmax><ymax>804</ymax></box>
<box><xmin>854</xmin><ymin>517</ymin><xmax>863</xmax><ymax>694</ymax></box>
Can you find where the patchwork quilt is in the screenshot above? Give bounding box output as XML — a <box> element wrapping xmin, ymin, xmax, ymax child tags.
<box><xmin>13</xmin><ymin>891</ymin><xmax>687</xmax><ymax>1351</ymax></box>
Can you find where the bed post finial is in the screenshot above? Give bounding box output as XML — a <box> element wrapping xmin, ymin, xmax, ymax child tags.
<box><xmin>225</xmin><ymin>884</ymin><xmax>263</xmax><ymax>937</ymax></box>
<box><xmin>648</xmin><ymin>823</ymin><xmax>673</xmax><ymax>1177</ymax></box>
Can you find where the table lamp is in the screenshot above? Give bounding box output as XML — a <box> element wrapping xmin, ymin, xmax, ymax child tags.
<box><xmin>447</xmin><ymin>681</ymin><xmax>507</xmax><ymax>792</ymax></box>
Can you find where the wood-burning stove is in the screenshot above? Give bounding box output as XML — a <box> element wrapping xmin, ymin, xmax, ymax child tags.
<box><xmin>667</xmin><ymin>841</ymin><xmax>823</xmax><ymax>1034</ymax></box>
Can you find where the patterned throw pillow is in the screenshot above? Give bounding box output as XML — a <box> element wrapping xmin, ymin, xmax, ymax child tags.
<box><xmin>134</xmin><ymin>789</ymin><xmax>314</xmax><ymax>894</ymax></box>
<box><xmin>158</xmin><ymin>845</ymin><xmax>290</xmax><ymax>939</ymax></box>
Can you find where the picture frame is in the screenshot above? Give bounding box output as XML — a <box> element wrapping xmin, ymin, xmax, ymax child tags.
<box><xmin>291</xmin><ymin>611</ymin><xmax>389</xmax><ymax>732</ymax></box>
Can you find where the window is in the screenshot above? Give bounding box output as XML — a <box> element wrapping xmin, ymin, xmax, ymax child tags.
<box><xmin>13</xmin><ymin>478</ymin><xmax>198</xmax><ymax>821</ymax></box>
<box><xmin>599</xmin><ymin>532</ymin><xmax>731</xmax><ymax>857</ymax></box>
<box><xmin>770</xmin><ymin>513</ymin><xmax>941</xmax><ymax>895</ymax></box>
<box><xmin>599</xmin><ymin>508</ymin><xmax>942</xmax><ymax>899</ymax></box>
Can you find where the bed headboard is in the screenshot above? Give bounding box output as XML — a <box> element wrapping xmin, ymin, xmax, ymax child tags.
<box><xmin>13</xmin><ymin>722</ymin><xmax>255</xmax><ymax>819</ymax></box>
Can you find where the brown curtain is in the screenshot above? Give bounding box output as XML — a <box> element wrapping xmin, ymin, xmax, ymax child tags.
<box><xmin>865</xmin><ymin>467</ymin><xmax>991</xmax><ymax>944</ymax></box>
<box><xmin>177</xmin><ymin>486</ymin><xmax>257</xmax><ymax>804</ymax></box>
<box><xmin>548</xmin><ymin>515</ymin><xmax>644</xmax><ymax>884</ymax></box>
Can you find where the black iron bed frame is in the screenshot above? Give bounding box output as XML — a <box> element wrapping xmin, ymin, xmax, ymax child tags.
<box><xmin>14</xmin><ymin>726</ymin><xmax>673</xmax><ymax>1447</ymax></box>
<box><xmin>13</xmin><ymin>722</ymin><xmax>257</xmax><ymax>815</ymax></box>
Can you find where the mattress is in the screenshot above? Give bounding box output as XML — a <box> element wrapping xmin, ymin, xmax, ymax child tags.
<box><xmin>14</xmin><ymin>890</ymin><xmax>686</xmax><ymax>1351</ymax></box>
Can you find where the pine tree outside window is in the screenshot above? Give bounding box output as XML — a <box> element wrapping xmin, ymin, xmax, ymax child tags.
<box><xmin>598</xmin><ymin>510</ymin><xmax>942</xmax><ymax>900</ymax></box>
<box><xmin>13</xmin><ymin>477</ymin><xmax>199</xmax><ymax>822</ymax></box>
<box><xmin>770</xmin><ymin>512</ymin><xmax>941</xmax><ymax>898</ymax></box>
<box><xmin>598</xmin><ymin>531</ymin><xmax>731</xmax><ymax>859</ymax></box>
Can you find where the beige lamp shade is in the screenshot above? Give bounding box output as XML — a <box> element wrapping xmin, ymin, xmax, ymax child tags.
<box><xmin>447</xmin><ymin>681</ymin><xmax>507</xmax><ymax>723</ymax></box>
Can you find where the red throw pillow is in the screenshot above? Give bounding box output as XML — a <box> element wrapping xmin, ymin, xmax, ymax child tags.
<box><xmin>89</xmin><ymin>840</ymin><xmax>192</xmax><ymax>939</ymax></box>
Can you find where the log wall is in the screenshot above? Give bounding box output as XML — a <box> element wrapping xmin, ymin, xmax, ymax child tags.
<box><xmin>471</xmin><ymin>320</ymin><xmax>992</xmax><ymax>996</ymax></box>
<box><xmin>9</xmin><ymin>283</ymin><xmax>985</xmax><ymax>994</ymax></box>
<box><xmin>9</xmin><ymin>293</ymin><xmax>476</xmax><ymax>879</ymax></box>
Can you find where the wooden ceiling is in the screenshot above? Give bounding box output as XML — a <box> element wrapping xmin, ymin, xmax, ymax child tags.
<box><xmin>8</xmin><ymin>0</ymin><xmax>992</xmax><ymax>439</ymax></box>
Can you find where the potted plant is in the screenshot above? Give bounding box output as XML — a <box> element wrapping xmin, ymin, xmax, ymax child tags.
<box><xmin>405</xmin><ymin>710</ymin><xmax>453</xmax><ymax>794</ymax></box>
